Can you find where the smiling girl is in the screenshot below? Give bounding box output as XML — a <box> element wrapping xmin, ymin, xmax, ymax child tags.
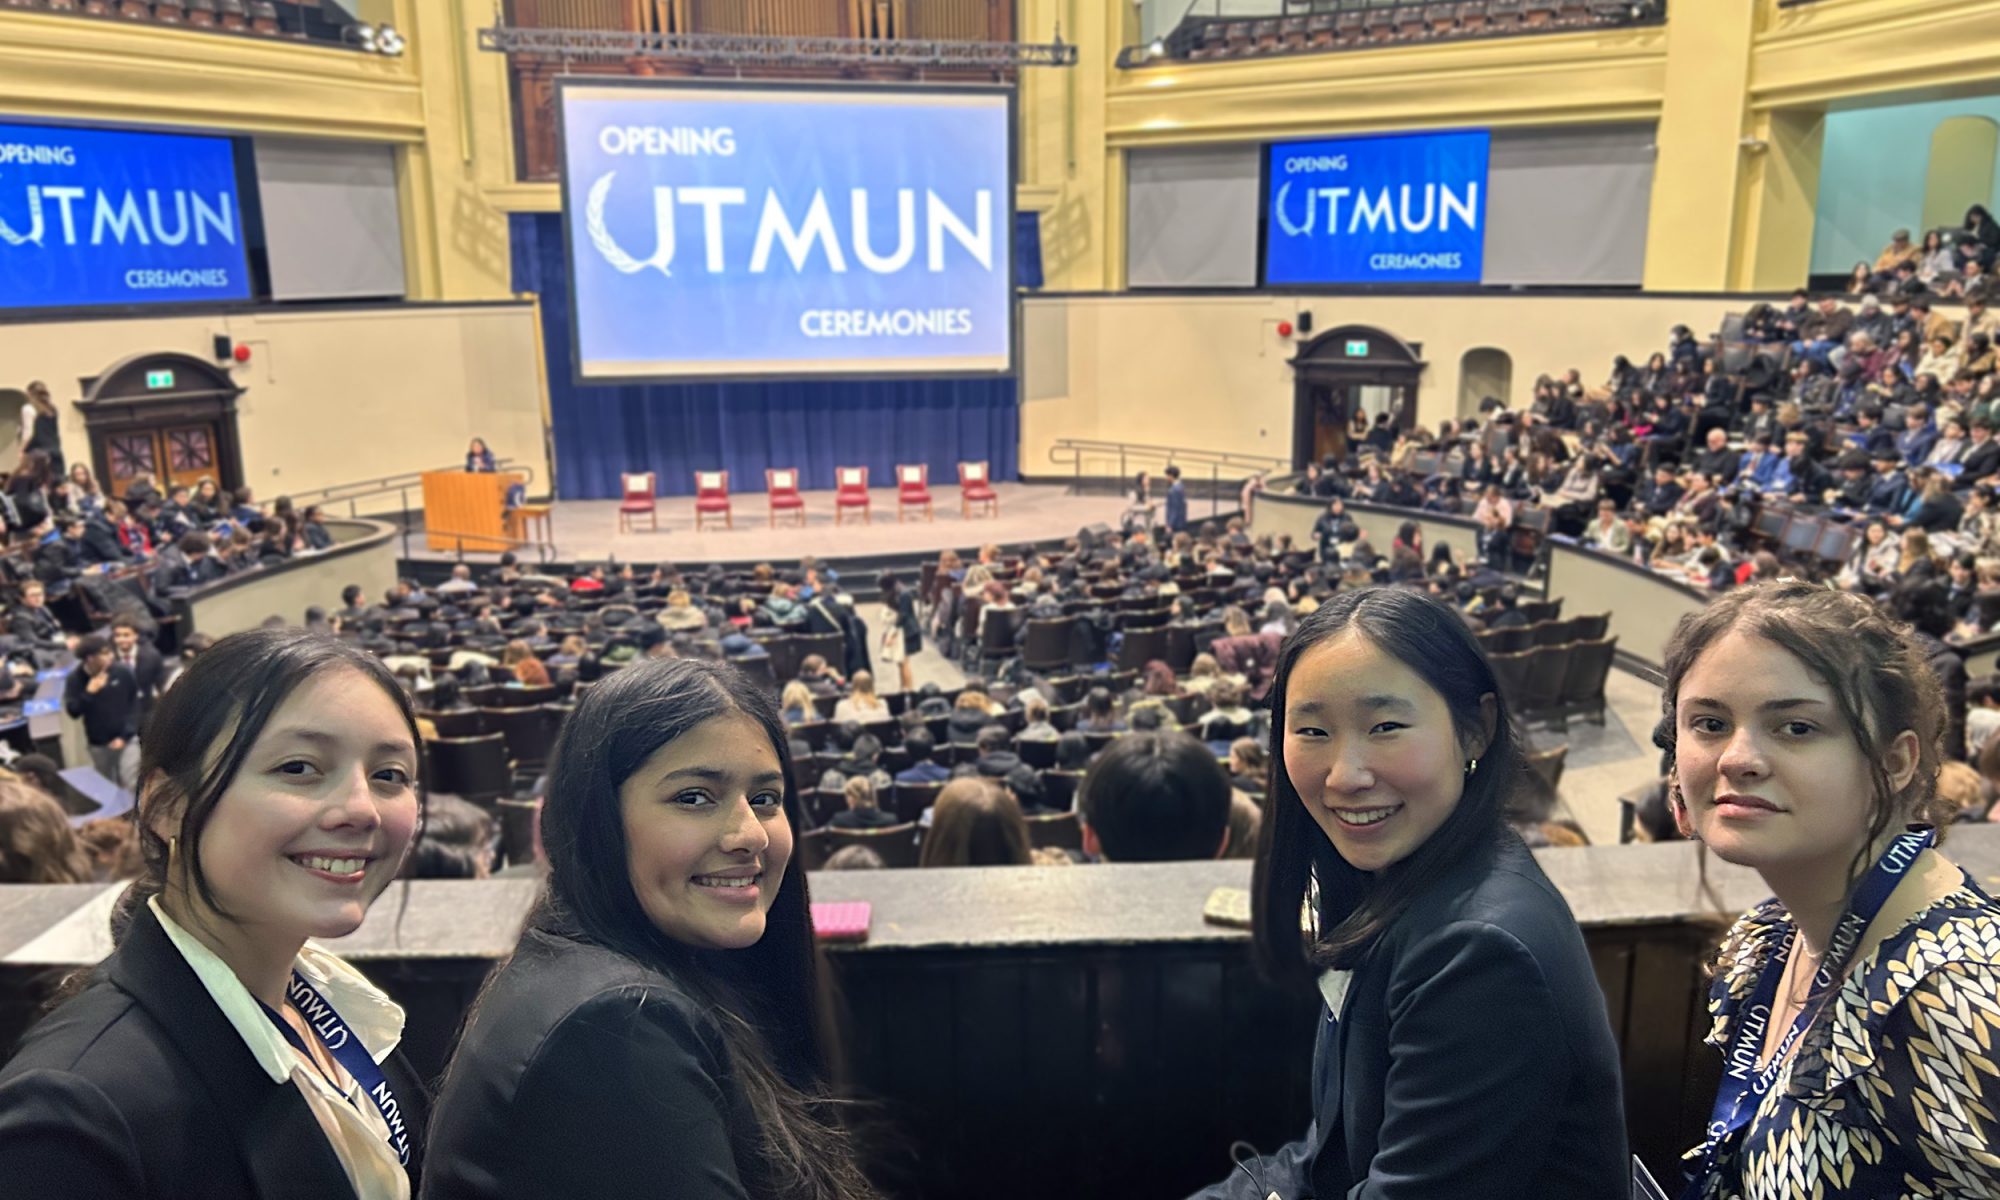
<box><xmin>1666</xmin><ymin>583</ymin><xmax>2000</xmax><ymax>1199</ymax></box>
<box><xmin>1190</xmin><ymin>587</ymin><xmax>1626</xmax><ymax>1199</ymax></box>
<box><xmin>0</xmin><ymin>628</ymin><xmax>430</xmax><ymax>1200</ymax></box>
<box><xmin>421</xmin><ymin>657</ymin><xmax>872</xmax><ymax>1200</ymax></box>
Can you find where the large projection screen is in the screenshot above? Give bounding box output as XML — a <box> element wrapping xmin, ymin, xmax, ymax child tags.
<box><xmin>557</xmin><ymin>80</ymin><xmax>1015</xmax><ymax>384</ymax></box>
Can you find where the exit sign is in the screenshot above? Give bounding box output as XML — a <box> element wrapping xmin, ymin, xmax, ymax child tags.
<box><xmin>144</xmin><ymin>369</ymin><xmax>174</xmax><ymax>390</ymax></box>
<box><xmin>1344</xmin><ymin>339</ymin><xmax>1369</xmax><ymax>357</ymax></box>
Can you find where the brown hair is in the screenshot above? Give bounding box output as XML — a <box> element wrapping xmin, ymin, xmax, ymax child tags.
<box><xmin>1659</xmin><ymin>582</ymin><xmax>1951</xmax><ymax>896</ymax></box>
<box><xmin>919</xmin><ymin>779</ymin><xmax>1031</xmax><ymax>868</ymax></box>
<box><xmin>0</xmin><ymin>780</ymin><xmax>91</xmax><ymax>883</ymax></box>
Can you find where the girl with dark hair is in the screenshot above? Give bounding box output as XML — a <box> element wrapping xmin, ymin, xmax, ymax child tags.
<box><xmin>464</xmin><ymin>438</ymin><xmax>497</xmax><ymax>474</ymax></box>
<box><xmin>1190</xmin><ymin>586</ymin><xmax>1625</xmax><ymax>1199</ymax></box>
<box><xmin>1665</xmin><ymin>583</ymin><xmax>1999</xmax><ymax>1199</ymax></box>
<box><xmin>874</xmin><ymin>572</ymin><xmax>920</xmax><ymax>694</ymax></box>
<box><xmin>423</xmin><ymin>658</ymin><xmax>872</xmax><ymax>1200</ymax></box>
<box><xmin>0</xmin><ymin>628</ymin><xmax>429</xmax><ymax>1199</ymax></box>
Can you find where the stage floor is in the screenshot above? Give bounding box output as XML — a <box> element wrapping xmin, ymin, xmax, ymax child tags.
<box><xmin>410</xmin><ymin>482</ymin><xmax>1138</xmax><ymax>567</ymax></box>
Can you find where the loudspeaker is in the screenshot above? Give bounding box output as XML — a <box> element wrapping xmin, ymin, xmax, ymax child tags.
<box><xmin>213</xmin><ymin>334</ymin><xmax>232</xmax><ymax>360</ymax></box>
<box><xmin>1296</xmin><ymin>311</ymin><xmax>1314</xmax><ymax>334</ymax></box>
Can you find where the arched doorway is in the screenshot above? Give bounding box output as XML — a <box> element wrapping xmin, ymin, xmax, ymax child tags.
<box><xmin>1458</xmin><ymin>348</ymin><xmax>1512</xmax><ymax>421</ymax></box>
<box><xmin>1923</xmin><ymin>115</ymin><xmax>1999</xmax><ymax>233</ymax></box>
<box><xmin>1289</xmin><ymin>325</ymin><xmax>1426</xmax><ymax>468</ymax></box>
<box><xmin>74</xmin><ymin>352</ymin><xmax>246</xmax><ymax>500</ymax></box>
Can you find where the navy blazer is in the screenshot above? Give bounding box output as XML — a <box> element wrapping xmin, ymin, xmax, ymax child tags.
<box><xmin>0</xmin><ymin>901</ymin><xmax>429</xmax><ymax>1200</ymax></box>
<box><xmin>1192</xmin><ymin>833</ymin><xmax>1627</xmax><ymax>1200</ymax></box>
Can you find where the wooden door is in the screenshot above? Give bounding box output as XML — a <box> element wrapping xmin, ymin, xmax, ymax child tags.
<box><xmin>161</xmin><ymin>423</ymin><xmax>221</xmax><ymax>492</ymax></box>
<box><xmin>1311</xmin><ymin>385</ymin><xmax>1348</xmax><ymax>465</ymax></box>
<box><xmin>101</xmin><ymin>431</ymin><xmax>161</xmax><ymax>498</ymax></box>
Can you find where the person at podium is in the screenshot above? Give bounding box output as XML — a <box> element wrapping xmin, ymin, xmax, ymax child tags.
<box><xmin>466</xmin><ymin>437</ymin><xmax>497</xmax><ymax>473</ymax></box>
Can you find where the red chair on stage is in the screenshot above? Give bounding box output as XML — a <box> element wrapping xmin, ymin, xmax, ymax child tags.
<box><xmin>617</xmin><ymin>472</ymin><xmax>657</xmax><ymax>533</ymax></box>
<box><xmin>693</xmin><ymin>471</ymin><xmax>732</xmax><ymax>530</ymax></box>
<box><xmin>895</xmin><ymin>464</ymin><xmax>934</xmax><ymax>522</ymax></box>
<box><xmin>765</xmin><ymin>467</ymin><xmax>805</xmax><ymax>527</ymax></box>
<box><xmin>834</xmin><ymin>466</ymin><xmax>872</xmax><ymax>525</ymax></box>
<box><xmin>958</xmin><ymin>461</ymin><xmax>998</xmax><ymax>519</ymax></box>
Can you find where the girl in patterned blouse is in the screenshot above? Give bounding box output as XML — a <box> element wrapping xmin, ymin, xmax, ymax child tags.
<box><xmin>1662</xmin><ymin>581</ymin><xmax>2000</xmax><ymax>1200</ymax></box>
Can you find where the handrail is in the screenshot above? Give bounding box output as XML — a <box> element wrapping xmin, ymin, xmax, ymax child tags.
<box><xmin>1047</xmin><ymin>437</ymin><xmax>1289</xmax><ymax>521</ymax></box>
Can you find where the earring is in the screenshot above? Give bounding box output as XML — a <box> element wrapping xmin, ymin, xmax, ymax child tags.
<box><xmin>1464</xmin><ymin>758</ymin><xmax>1479</xmax><ymax>776</ymax></box>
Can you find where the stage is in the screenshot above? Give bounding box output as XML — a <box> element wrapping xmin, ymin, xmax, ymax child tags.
<box><xmin>408</xmin><ymin>482</ymin><xmax>1148</xmax><ymax>571</ymax></box>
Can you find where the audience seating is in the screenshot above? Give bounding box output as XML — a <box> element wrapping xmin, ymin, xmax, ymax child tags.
<box><xmin>764</xmin><ymin>468</ymin><xmax>806</xmax><ymax>527</ymax></box>
<box><xmin>1041</xmin><ymin>770</ymin><xmax>1082</xmax><ymax>810</ymax></box>
<box><xmin>1525</xmin><ymin>744</ymin><xmax>1568</xmax><ymax>794</ymax></box>
<box><xmin>1025</xmin><ymin>811</ymin><xmax>1083</xmax><ymax>852</ymax></box>
<box><xmin>798</xmin><ymin>827</ymin><xmax>833</xmax><ymax>870</ymax></box>
<box><xmin>958</xmin><ymin>461</ymin><xmax>999</xmax><ymax>518</ymax></box>
<box><xmin>489</xmin><ymin>684</ymin><xmax>562</xmax><ymax>708</ymax></box>
<box><xmin>834</xmin><ymin>467</ymin><xmax>872</xmax><ymax>525</ymax></box>
<box><xmin>827</xmin><ymin>822</ymin><xmax>922</xmax><ymax>868</ymax></box>
<box><xmin>891</xmin><ymin>781</ymin><xmax>944</xmax><ymax>824</ymax></box>
<box><xmin>1116</xmin><ymin>626</ymin><xmax>1171</xmax><ymax>673</ymax></box>
<box><xmin>426</xmin><ymin>734</ymin><xmax>512</xmax><ymax>808</ymax></box>
<box><xmin>617</xmin><ymin>472</ymin><xmax>658</xmax><ymax>533</ymax></box>
<box><xmin>1557</xmin><ymin>636</ymin><xmax>1619</xmax><ymax>727</ymax></box>
<box><xmin>896</xmin><ymin>465</ymin><xmax>934</xmax><ymax>522</ymax></box>
<box><xmin>730</xmin><ymin>654</ymin><xmax>777</xmax><ymax>688</ymax></box>
<box><xmin>479</xmin><ymin>705</ymin><xmax>558</xmax><ymax>775</ymax></box>
<box><xmin>496</xmin><ymin>797</ymin><xmax>541</xmax><ymax>867</ymax></box>
<box><xmin>1022</xmin><ymin>618</ymin><xmax>1075</xmax><ymax>673</ymax></box>
<box><xmin>423</xmin><ymin>709</ymin><xmax>484</xmax><ymax>739</ymax></box>
<box><xmin>693</xmin><ymin>471</ymin><xmax>733</xmax><ymax>531</ymax></box>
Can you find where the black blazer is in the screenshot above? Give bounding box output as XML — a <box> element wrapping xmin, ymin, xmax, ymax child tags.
<box><xmin>0</xmin><ymin>901</ymin><xmax>429</xmax><ymax>1200</ymax></box>
<box><xmin>421</xmin><ymin>925</ymin><xmax>762</xmax><ymax>1200</ymax></box>
<box><xmin>1191</xmin><ymin>834</ymin><xmax>1627</xmax><ymax>1200</ymax></box>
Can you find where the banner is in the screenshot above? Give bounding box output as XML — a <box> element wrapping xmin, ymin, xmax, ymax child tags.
<box><xmin>1263</xmin><ymin>130</ymin><xmax>1489</xmax><ymax>285</ymax></box>
<box><xmin>558</xmin><ymin>81</ymin><xmax>1014</xmax><ymax>383</ymax></box>
<box><xmin>0</xmin><ymin>121</ymin><xmax>251</xmax><ymax>310</ymax></box>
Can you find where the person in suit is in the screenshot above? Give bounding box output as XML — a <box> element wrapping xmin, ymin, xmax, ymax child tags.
<box><xmin>1188</xmin><ymin>587</ymin><xmax>1627</xmax><ymax>1200</ymax></box>
<box><xmin>421</xmin><ymin>658</ymin><xmax>871</xmax><ymax>1200</ymax></box>
<box><xmin>0</xmin><ymin>628</ymin><xmax>430</xmax><ymax>1199</ymax></box>
<box><xmin>1164</xmin><ymin>464</ymin><xmax>1188</xmax><ymax>534</ymax></box>
<box><xmin>894</xmin><ymin>729</ymin><xmax>951</xmax><ymax>786</ymax></box>
<box><xmin>1961</xmin><ymin>418</ymin><xmax>2000</xmax><ymax>486</ymax></box>
<box><xmin>109</xmin><ymin>617</ymin><xmax>166</xmax><ymax>733</ymax></box>
<box><xmin>164</xmin><ymin>532</ymin><xmax>230</xmax><ymax>592</ymax></box>
<box><xmin>63</xmin><ymin>635</ymin><xmax>141</xmax><ymax>790</ymax></box>
<box><xmin>7</xmin><ymin>579</ymin><xmax>70</xmax><ymax>654</ymax></box>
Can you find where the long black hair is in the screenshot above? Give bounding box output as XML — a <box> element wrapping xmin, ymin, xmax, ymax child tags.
<box><xmin>526</xmin><ymin>657</ymin><xmax>871</xmax><ymax>1200</ymax></box>
<box><xmin>1251</xmin><ymin>586</ymin><xmax>1525</xmax><ymax>982</ymax></box>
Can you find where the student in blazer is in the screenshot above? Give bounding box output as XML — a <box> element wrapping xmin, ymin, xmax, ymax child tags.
<box><xmin>1190</xmin><ymin>587</ymin><xmax>1626</xmax><ymax>1200</ymax></box>
<box><xmin>0</xmin><ymin>629</ymin><xmax>431</xmax><ymax>1200</ymax></box>
<box><xmin>422</xmin><ymin>659</ymin><xmax>872</xmax><ymax>1200</ymax></box>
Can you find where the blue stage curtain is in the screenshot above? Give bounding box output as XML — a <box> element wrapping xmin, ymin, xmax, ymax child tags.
<box><xmin>1015</xmin><ymin>210</ymin><xmax>1044</xmax><ymax>290</ymax></box>
<box><xmin>509</xmin><ymin>213</ymin><xmax>1019</xmax><ymax>500</ymax></box>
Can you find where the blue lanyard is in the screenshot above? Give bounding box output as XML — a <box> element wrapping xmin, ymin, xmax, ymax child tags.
<box><xmin>1680</xmin><ymin>825</ymin><xmax>1935</xmax><ymax>1198</ymax></box>
<box><xmin>258</xmin><ymin>971</ymin><xmax>413</xmax><ymax>1168</ymax></box>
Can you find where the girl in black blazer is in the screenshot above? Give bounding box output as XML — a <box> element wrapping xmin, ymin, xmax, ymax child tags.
<box><xmin>1190</xmin><ymin>587</ymin><xmax>1627</xmax><ymax>1200</ymax></box>
<box><xmin>422</xmin><ymin>658</ymin><xmax>873</xmax><ymax>1200</ymax></box>
<box><xmin>0</xmin><ymin>628</ymin><xmax>431</xmax><ymax>1200</ymax></box>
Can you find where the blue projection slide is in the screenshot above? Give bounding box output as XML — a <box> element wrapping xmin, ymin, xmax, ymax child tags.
<box><xmin>558</xmin><ymin>82</ymin><xmax>1014</xmax><ymax>382</ymax></box>
<box><xmin>0</xmin><ymin>121</ymin><xmax>250</xmax><ymax>310</ymax></box>
<box><xmin>1264</xmin><ymin>129</ymin><xmax>1489</xmax><ymax>285</ymax></box>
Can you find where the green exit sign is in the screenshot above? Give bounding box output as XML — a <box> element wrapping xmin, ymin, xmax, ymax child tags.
<box><xmin>144</xmin><ymin>369</ymin><xmax>174</xmax><ymax>390</ymax></box>
<box><xmin>1344</xmin><ymin>339</ymin><xmax>1369</xmax><ymax>357</ymax></box>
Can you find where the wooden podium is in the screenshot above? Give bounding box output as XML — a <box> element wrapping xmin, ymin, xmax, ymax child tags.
<box><xmin>423</xmin><ymin>471</ymin><xmax>517</xmax><ymax>554</ymax></box>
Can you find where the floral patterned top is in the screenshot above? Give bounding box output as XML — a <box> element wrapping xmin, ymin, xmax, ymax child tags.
<box><xmin>1684</xmin><ymin>877</ymin><xmax>2000</xmax><ymax>1200</ymax></box>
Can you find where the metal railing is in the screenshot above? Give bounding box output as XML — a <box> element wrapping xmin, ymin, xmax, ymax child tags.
<box><xmin>1046</xmin><ymin>437</ymin><xmax>1290</xmax><ymax>520</ymax></box>
<box><xmin>281</xmin><ymin>459</ymin><xmax>547</xmax><ymax>563</ymax></box>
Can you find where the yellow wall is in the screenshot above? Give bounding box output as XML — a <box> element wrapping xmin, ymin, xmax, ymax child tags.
<box><xmin>1021</xmin><ymin>292</ymin><xmax>1751</xmax><ymax>476</ymax></box>
<box><xmin>0</xmin><ymin>305</ymin><xmax>551</xmax><ymax>514</ymax></box>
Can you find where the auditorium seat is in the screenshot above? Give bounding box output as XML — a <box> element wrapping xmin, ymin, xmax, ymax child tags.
<box><xmin>1571</xmin><ymin>612</ymin><xmax>1612</xmax><ymax>641</ymax></box>
<box><xmin>1022</xmin><ymin>618</ymin><xmax>1075</xmax><ymax>673</ymax></box>
<box><xmin>795</xmin><ymin>631</ymin><xmax>847</xmax><ymax>671</ymax></box>
<box><xmin>1426</xmin><ymin>1</ymin><xmax>1458</xmax><ymax>34</ymax></box>
<box><xmin>958</xmin><ymin>461</ymin><xmax>999</xmax><ymax>518</ymax></box>
<box><xmin>765</xmin><ymin>468</ymin><xmax>806</xmax><ymax>527</ymax></box>
<box><xmin>1116</xmin><ymin>626</ymin><xmax>1171</xmax><ymax>674</ymax></box>
<box><xmin>1394</xmin><ymin>5</ymin><xmax>1427</xmax><ymax>39</ymax></box>
<box><xmin>1524</xmin><ymin>738</ymin><xmax>1568</xmax><ymax>791</ymax></box>
<box><xmin>491</xmin><ymin>683</ymin><xmax>562</xmax><ymax>708</ymax></box>
<box><xmin>617</xmin><ymin>471</ymin><xmax>658</xmax><ymax>533</ymax></box>
<box><xmin>834</xmin><ymin>466</ymin><xmax>872</xmax><ymax>525</ymax></box>
<box><xmin>895</xmin><ymin>464</ymin><xmax>934</xmax><ymax>522</ymax></box>
<box><xmin>1530</xmin><ymin>619</ymin><xmax>1572</xmax><ymax>648</ymax></box>
<box><xmin>247</xmin><ymin>0</ymin><xmax>276</xmax><ymax>33</ymax></box>
<box><xmin>496</xmin><ymin>797</ymin><xmax>541</xmax><ymax>867</ymax></box>
<box><xmin>798</xmin><ymin>827</ymin><xmax>833</xmax><ymax>870</ymax></box>
<box><xmin>1305</xmin><ymin>14</ymin><xmax>1336</xmax><ymax>46</ymax></box>
<box><xmin>1025</xmin><ymin>811</ymin><xmax>1083</xmax><ymax>853</ymax></box>
<box><xmin>1488</xmin><ymin>648</ymin><xmax>1533</xmax><ymax>711</ymax></box>
<box><xmin>827</xmin><ymin>822</ymin><xmax>921</xmax><ymax>868</ymax></box>
<box><xmin>1558</xmin><ymin>636</ymin><xmax>1619</xmax><ymax>726</ymax></box>
<box><xmin>1522</xmin><ymin>644</ymin><xmax>1570</xmax><ymax>717</ymax></box>
<box><xmin>693</xmin><ymin>470</ymin><xmax>733</xmax><ymax>530</ymax></box>
<box><xmin>423</xmin><ymin>709</ymin><xmax>484</xmax><ymax>739</ymax></box>
<box><xmin>1364</xmin><ymin>6</ymin><xmax>1397</xmax><ymax>40</ymax></box>
<box><xmin>479</xmin><ymin>705</ymin><xmax>558</xmax><ymax>774</ymax></box>
<box><xmin>1040</xmin><ymin>770</ymin><xmax>1082</xmax><ymax>810</ymax></box>
<box><xmin>1017</xmin><ymin>739</ymin><xmax>1058</xmax><ymax>770</ymax></box>
<box><xmin>427</xmin><ymin>734</ymin><xmax>511</xmax><ymax>808</ymax></box>
<box><xmin>185</xmin><ymin>0</ymin><xmax>214</xmax><ymax>24</ymax></box>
